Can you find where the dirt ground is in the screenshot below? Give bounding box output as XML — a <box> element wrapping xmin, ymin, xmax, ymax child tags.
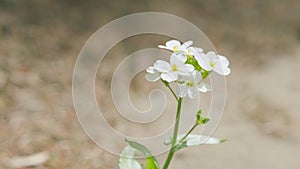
<box><xmin>0</xmin><ymin>0</ymin><xmax>300</xmax><ymax>168</ymax></box>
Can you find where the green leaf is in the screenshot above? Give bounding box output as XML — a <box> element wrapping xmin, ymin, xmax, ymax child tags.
<box><xmin>126</xmin><ymin>140</ymin><xmax>160</xmax><ymax>169</ymax></box>
<box><xmin>119</xmin><ymin>146</ymin><xmax>142</xmax><ymax>169</ymax></box>
<box><xmin>126</xmin><ymin>140</ymin><xmax>152</xmax><ymax>156</ymax></box>
<box><xmin>146</xmin><ymin>157</ymin><xmax>160</xmax><ymax>169</ymax></box>
<box><xmin>165</xmin><ymin>134</ymin><xmax>225</xmax><ymax>152</ymax></box>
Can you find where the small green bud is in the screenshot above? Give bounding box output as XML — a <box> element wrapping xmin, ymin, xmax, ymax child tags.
<box><xmin>201</xmin><ymin>70</ymin><xmax>210</xmax><ymax>79</ymax></box>
<box><xmin>196</xmin><ymin>109</ymin><xmax>210</xmax><ymax>125</ymax></box>
<box><xmin>196</xmin><ymin>109</ymin><xmax>202</xmax><ymax>120</ymax></box>
<box><xmin>185</xmin><ymin>56</ymin><xmax>202</xmax><ymax>71</ymax></box>
<box><xmin>201</xmin><ymin>117</ymin><xmax>210</xmax><ymax>124</ymax></box>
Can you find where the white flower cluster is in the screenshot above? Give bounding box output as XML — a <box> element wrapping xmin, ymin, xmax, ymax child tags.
<box><xmin>146</xmin><ymin>40</ymin><xmax>231</xmax><ymax>98</ymax></box>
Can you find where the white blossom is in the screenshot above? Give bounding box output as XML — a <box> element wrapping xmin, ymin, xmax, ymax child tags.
<box><xmin>186</xmin><ymin>46</ymin><xmax>204</xmax><ymax>56</ymax></box>
<box><xmin>177</xmin><ymin>71</ymin><xmax>211</xmax><ymax>98</ymax></box>
<box><xmin>171</xmin><ymin>52</ymin><xmax>188</xmax><ymax>63</ymax></box>
<box><xmin>154</xmin><ymin>55</ymin><xmax>194</xmax><ymax>82</ymax></box>
<box><xmin>194</xmin><ymin>51</ymin><xmax>231</xmax><ymax>75</ymax></box>
<box><xmin>145</xmin><ymin>66</ymin><xmax>160</xmax><ymax>82</ymax></box>
<box><xmin>158</xmin><ymin>40</ymin><xmax>193</xmax><ymax>53</ymax></box>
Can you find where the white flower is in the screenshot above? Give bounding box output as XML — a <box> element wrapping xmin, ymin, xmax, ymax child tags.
<box><xmin>194</xmin><ymin>51</ymin><xmax>231</xmax><ymax>75</ymax></box>
<box><xmin>145</xmin><ymin>66</ymin><xmax>160</xmax><ymax>82</ymax></box>
<box><xmin>154</xmin><ymin>55</ymin><xmax>194</xmax><ymax>82</ymax></box>
<box><xmin>171</xmin><ymin>52</ymin><xmax>188</xmax><ymax>63</ymax></box>
<box><xmin>197</xmin><ymin>82</ymin><xmax>211</xmax><ymax>93</ymax></box>
<box><xmin>186</xmin><ymin>46</ymin><xmax>204</xmax><ymax>56</ymax></box>
<box><xmin>177</xmin><ymin>71</ymin><xmax>211</xmax><ymax>98</ymax></box>
<box><xmin>158</xmin><ymin>40</ymin><xmax>193</xmax><ymax>53</ymax></box>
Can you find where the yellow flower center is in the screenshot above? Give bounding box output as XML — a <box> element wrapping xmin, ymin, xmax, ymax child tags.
<box><xmin>171</xmin><ymin>64</ymin><xmax>178</xmax><ymax>72</ymax></box>
<box><xmin>186</xmin><ymin>81</ymin><xmax>194</xmax><ymax>87</ymax></box>
<box><xmin>171</xmin><ymin>64</ymin><xmax>178</xmax><ymax>71</ymax></box>
<box><xmin>187</xmin><ymin>48</ymin><xmax>192</xmax><ymax>54</ymax></box>
<box><xmin>173</xmin><ymin>46</ymin><xmax>179</xmax><ymax>52</ymax></box>
<box><xmin>210</xmin><ymin>61</ymin><xmax>216</xmax><ymax>68</ymax></box>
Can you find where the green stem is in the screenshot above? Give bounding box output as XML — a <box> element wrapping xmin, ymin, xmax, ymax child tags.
<box><xmin>167</xmin><ymin>85</ymin><xmax>179</xmax><ymax>102</ymax></box>
<box><xmin>171</xmin><ymin>98</ymin><xmax>182</xmax><ymax>147</ymax></box>
<box><xmin>161</xmin><ymin>79</ymin><xmax>178</xmax><ymax>101</ymax></box>
<box><xmin>162</xmin><ymin>97</ymin><xmax>183</xmax><ymax>169</ymax></box>
<box><xmin>177</xmin><ymin>124</ymin><xmax>198</xmax><ymax>145</ymax></box>
<box><xmin>162</xmin><ymin>147</ymin><xmax>175</xmax><ymax>169</ymax></box>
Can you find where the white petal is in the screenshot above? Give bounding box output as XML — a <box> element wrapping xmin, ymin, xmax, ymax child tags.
<box><xmin>185</xmin><ymin>64</ymin><xmax>195</xmax><ymax>72</ymax></box>
<box><xmin>170</xmin><ymin>54</ymin><xmax>185</xmax><ymax>66</ymax></box>
<box><xmin>182</xmin><ymin>40</ymin><xmax>193</xmax><ymax>47</ymax></box>
<box><xmin>192</xmin><ymin>70</ymin><xmax>202</xmax><ymax>82</ymax></box>
<box><xmin>177</xmin><ymin>64</ymin><xmax>194</xmax><ymax>75</ymax></box>
<box><xmin>158</xmin><ymin>45</ymin><xmax>173</xmax><ymax>51</ymax></box>
<box><xmin>193</xmin><ymin>47</ymin><xmax>203</xmax><ymax>53</ymax></box>
<box><xmin>176</xmin><ymin>74</ymin><xmax>185</xmax><ymax>83</ymax></box>
<box><xmin>177</xmin><ymin>84</ymin><xmax>188</xmax><ymax>98</ymax></box>
<box><xmin>213</xmin><ymin>62</ymin><xmax>231</xmax><ymax>75</ymax></box>
<box><xmin>154</xmin><ymin>60</ymin><xmax>170</xmax><ymax>73</ymax></box>
<box><xmin>198</xmin><ymin>83</ymin><xmax>211</xmax><ymax>92</ymax></box>
<box><xmin>218</xmin><ymin>55</ymin><xmax>230</xmax><ymax>66</ymax></box>
<box><xmin>166</xmin><ymin>40</ymin><xmax>181</xmax><ymax>49</ymax></box>
<box><xmin>158</xmin><ymin>45</ymin><xmax>167</xmax><ymax>49</ymax></box>
<box><xmin>171</xmin><ymin>52</ymin><xmax>187</xmax><ymax>63</ymax></box>
<box><xmin>206</xmin><ymin>51</ymin><xmax>218</xmax><ymax>60</ymax></box>
<box><xmin>146</xmin><ymin>66</ymin><xmax>156</xmax><ymax>73</ymax></box>
<box><xmin>180</xmin><ymin>74</ymin><xmax>192</xmax><ymax>82</ymax></box>
<box><xmin>187</xmin><ymin>87</ymin><xmax>198</xmax><ymax>98</ymax></box>
<box><xmin>161</xmin><ymin>71</ymin><xmax>178</xmax><ymax>82</ymax></box>
<box><xmin>194</xmin><ymin>52</ymin><xmax>212</xmax><ymax>71</ymax></box>
<box><xmin>145</xmin><ymin>72</ymin><xmax>160</xmax><ymax>82</ymax></box>
<box><xmin>179</xmin><ymin>40</ymin><xmax>193</xmax><ymax>51</ymax></box>
<box><xmin>188</xmin><ymin>47</ymin><xmax>203</xmax><ymax>56</ymax></box>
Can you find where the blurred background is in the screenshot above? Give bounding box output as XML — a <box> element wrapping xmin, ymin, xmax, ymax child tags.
<box><xmin>0</xmin><ymin>0</ymin><xmax>299</xmax><ymax>168</ymax></box>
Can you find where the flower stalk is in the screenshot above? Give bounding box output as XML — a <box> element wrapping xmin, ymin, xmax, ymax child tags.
<box><xmin>162</xmin><ymin>95</ymin><xmax>182</xmax><ymax>169</ymax></box>
<box><xmin>119</xmin><ymin>39</ymin><xmax>231</xmax><ymax>169</ymax></box>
